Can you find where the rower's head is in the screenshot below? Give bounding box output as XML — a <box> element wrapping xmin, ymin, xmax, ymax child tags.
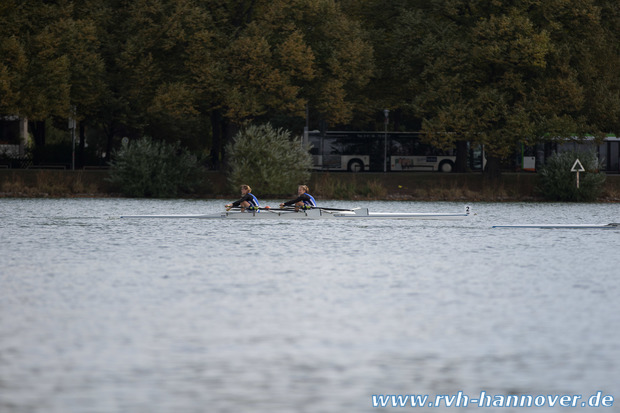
<box><xmin>298</xmin><ymin>185</ymin><xmax>309</xmax><ymax>195</ymax></box>
<box><xmin>240</xmin><ymin>184</ymin><xmax>251</xmax><ymax>194</ymax></box>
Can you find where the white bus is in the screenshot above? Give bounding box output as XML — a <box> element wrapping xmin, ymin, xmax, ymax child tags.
<box><xmin>306</xmin><ymin>131</ymin><xmax>474</xmax><ymax>172</ymax></box>
<box><xmin>519</xmin><ymin>135</ymin><xmax>619</xmax><ymax>173</ymax></box>
<box><xmin>556</xmin><ymin>135</ymin><xmax>619</xmax><ymax>173</ymax></box>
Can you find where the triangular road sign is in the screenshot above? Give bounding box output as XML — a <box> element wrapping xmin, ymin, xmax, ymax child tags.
<box><xmin>571</xmin><ymin>159</ymin><xmax>585</xmax><ymax>172</ymax></box>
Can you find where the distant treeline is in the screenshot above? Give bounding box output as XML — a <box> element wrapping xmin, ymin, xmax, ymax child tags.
<box><xmin>1</xmin><ymin>0</ymin><xmax>619</xmax><ymax>172</ymax></box>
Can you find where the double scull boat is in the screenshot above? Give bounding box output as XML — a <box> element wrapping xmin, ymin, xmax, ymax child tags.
<box><xmin>120</xmin><ymin>205</ymin><xmax>472</xmax><ymax>220</ymax></box>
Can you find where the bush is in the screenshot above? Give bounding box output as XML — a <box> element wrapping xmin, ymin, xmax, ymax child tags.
<box><xmin>108</xmin><ymin>137</ymin><xmax>203</xmax><ymax>197</ymax></box>
<box><xmin>538</xmin><ymin>150</ymin><xmax>606</xmax><ymax>201</ymax></box>
<box><xmin>226</xmin><ymin>124</ymin><xmax>312</xmax><ymax>195</ymax></box>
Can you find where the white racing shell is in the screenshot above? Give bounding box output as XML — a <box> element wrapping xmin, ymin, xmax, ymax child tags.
<box><xmin>120</xmin><ymin>206</ymin><xmax>472</xmax><ymax>220</ymax></box>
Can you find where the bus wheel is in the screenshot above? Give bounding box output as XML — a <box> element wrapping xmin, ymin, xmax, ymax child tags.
<box><xmin>347</xmin><ymin>159</ymin><xmax>364</xmax><ymax>172</ymax></box>
<box><xmin>438</xmin><ymin>160</ymin><xmax>454</xmax><ymax>173</ymax></box>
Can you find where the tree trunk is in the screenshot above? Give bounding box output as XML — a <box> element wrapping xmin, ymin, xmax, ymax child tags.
<box><xmin>210</xmin><ymin>110</ymin><xmax>222</xmax><ymax>170</ymax></box>
<box><xmin>484</xmin><ymin>154</ymin><xmax>502</xmax><ymax>179</ymax></box>
<box><xmin>105</xmin><ymin>126</ymin><xmax>114</xmax><ymax>164</ymax></box>
<box><xmin>221</xmin><ymin>121</ymin><xmax>241</xmax><ymax>171</ymax></box>
<box><xmin>455</xmin><ymin>140</ymin><xmax>468</xmax><ymax>172</ymax></box>
<box><xmin>77</xmin><ymin>123</ymin><xmax>86</xmax><ymax>168</ymax></box>
<box><xmin>208</xmin><ymin>111</ymin><xmax>241</xmax><ymax>171</ymax></box>
<box><xmin>30</xmin><ymin>120</ymin><xmax>46</xmax><ymax>147</ymax></box>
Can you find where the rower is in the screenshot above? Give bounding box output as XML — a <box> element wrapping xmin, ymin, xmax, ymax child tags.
<box><xmin>226</xmin><ymin>184</ymin><xmax>260</xmax><ymax>212</ymax></box>
<box><xmin>279</xmin><ymin>185</ymin><xmax>317</xmax><ymax>211</ymax></box>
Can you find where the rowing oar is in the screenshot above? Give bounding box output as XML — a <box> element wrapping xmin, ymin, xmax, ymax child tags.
<box><xmin>225</xmin><ymin>206</ymin><xmax>298</xmax><ymax>212</ymax></box>
<box><xmin>226</xmin><ymin>206</ymin><xmax>357</xmax><ymax>212</ymax></box>
<box><xmin>271</xmin><ymin>206</ymin><xmax>359</xmax><ymax>212</ymax></box>
<box><xmin>310</xmin><ymin>206</ymin><xmax>359</xmax><ymax>212</ymax></box>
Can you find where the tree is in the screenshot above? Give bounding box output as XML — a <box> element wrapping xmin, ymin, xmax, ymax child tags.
<box><xmin>5</xmin><ymin>0</ymin><xmax>617</xmax><ymax>175</ymax></box>
<box><xmin>188</xmin><ymin>0</ymin><xmax>374</xmax><ymax>167</ymax></box>
<box><xmin>575</xmin><ymin>0</ymin><xmax>620</xmax><ymax>136</ymax></box>
<box><xmin>1</xmin><ymin>0</ymin><xmax>106</xmax><ymax>156</ymax></box>
<box><xmin>108</xmin><ymin>136</ymin><xmax>203</xmax><ymax>197</ymax></box>
<box><xmin>0</xmin><ymin>0</ymin><xmax>72</xmax><ymax>124</ymax></box>
<box><xmin>292</xmin><ymin>0</ymin><xmax>374</xmax><ymax>126</ymax></box>
<box><xmin>538</xmin><ymin>150</ymin><xmax>605</xmax><ymax>201</ymax></box>
<box><xmin>61</xmin><ymin>0</ymin><xmax>107</xmax><ymax>166</ymax></box>
<box><xmin>110</xmin><ymin>0</ymin><xmax>209</xmax><ymax>145</ymax></box>
<box><xmin>369</xmin><ymin>0</ymin><xmax>619</xmax><ymax>175</ymax></box>
<box><xmin>226</xmin><ymin>123</ymin><xmax>312</xmax><ymax>195</ymax></box>
<box><xmin>338</xmin><ymin>0</ymin><xmax>416</xmax><ymax>129</ymax></box>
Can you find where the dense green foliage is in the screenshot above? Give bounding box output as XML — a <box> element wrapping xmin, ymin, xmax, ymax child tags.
<box><xmin>1</xmin><ymin>0</ymin><xmax>619</xmax><ymax>173</ymax></box>
<box><xmin>352</xmin><ymin>0</ymin><xmax>620</xmax><ymax>171</ymax></box>
<box><xmin>538</xmin><ymin>151</ymin><xmax>606</xmax><ymax>201</ymax></box>
<box><xmin>226</xmin><ymin>124</ymin><xmax>312</xmax><ymax>195</ymax></box>
<box><xmin>108</xmin><ymin>137</ymin><xmax>203</xmax><ymax>197</ymax></box>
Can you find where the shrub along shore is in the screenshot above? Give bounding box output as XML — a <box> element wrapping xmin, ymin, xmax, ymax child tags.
<box><xmin>1</xmin><ymin>169</ymin><xmax>619</xmax><ymax>202</ymax></box>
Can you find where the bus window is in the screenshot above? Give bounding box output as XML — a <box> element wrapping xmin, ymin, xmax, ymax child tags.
<box><xmin>309</xmin><ymin>133</ymin><xmax>370</xmax><ymax>172</ymax></box>
<box><xmin>390</xmin><ymin>135</ymin><xmax>456</xmax><ymax>172</ymax></box>
<box><xmin>469</xmin><ymin>143</ymin><xmax>486</xmax><ymax>171</ymax></box>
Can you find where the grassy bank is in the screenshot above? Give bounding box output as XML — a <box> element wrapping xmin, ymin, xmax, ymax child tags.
<box><xmin>310</xmin><ymin>172</ymin><xmax>544</xmax><ymax>202</ymax></box>
<box><xmin>1</xmin><ymin>169</ymin><xmax>619</xmax><ymax>202</ymax></box>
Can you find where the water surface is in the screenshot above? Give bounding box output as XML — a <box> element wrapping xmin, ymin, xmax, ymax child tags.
<box><xmin>1</xmin><ymin>199</ymin><xmax>619</xmax><ymax>412</ymax></box>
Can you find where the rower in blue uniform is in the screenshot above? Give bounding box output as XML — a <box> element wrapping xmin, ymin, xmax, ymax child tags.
<box><xmin>226</xmin><ymin>184</ymin><xmax>260</xmax><ymax>211</ymax></box>
<box><xmin>280</xmin><ymin>185</ymin><xmax>317</xmax><ymax>210</ymax></box>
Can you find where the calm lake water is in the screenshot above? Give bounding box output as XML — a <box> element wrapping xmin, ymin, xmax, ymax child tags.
<box><xmin>1</xmin><ymin>199</ymin><xmax>619</xmax><ymax>413</ymax></box>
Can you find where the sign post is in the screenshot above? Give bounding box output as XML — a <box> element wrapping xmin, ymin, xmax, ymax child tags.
<box><xmin>383</xmin><ymin>109</ymin><xmax>389</xmax><ymax>173</ymax></box>
<box><xmin>571</xmin><ymin>159</ymin><xmax>585</xmax><ymax>189</ymax></box>
<box><xmin>69</xmin><ymin>106</ymin><xmax>76</xmax><ymax>170</ymax></box>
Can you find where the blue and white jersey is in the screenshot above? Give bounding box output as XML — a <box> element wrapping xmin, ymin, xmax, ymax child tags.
<box><xmin>248</xmin><ymin>193</ymin><xmax>260</xmax><ymax>209</ymax></box>
<box><xmin>303</xmin><ymin>193</ymin><xmax>317</xmax><ymax>207</ymax></box>
<box><xmin>231</xmin><ymin>193</ymin><xmax>260</xmax><ymax>209</ymax></box>
<box><xmin>283</xmin><ymin>193</ymin><xmax>317</xmax><ymax>207</ymax></box>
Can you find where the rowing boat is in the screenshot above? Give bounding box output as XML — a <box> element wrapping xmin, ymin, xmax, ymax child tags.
<box><xmin>492</xmin><ymin>223</ymin><xmax>619</xmax><ymax>229</ymax></box>
<box><xmin>120</xmin><ymin>206</ymin><xmax>472</xmax><ymax>220</ymax></box>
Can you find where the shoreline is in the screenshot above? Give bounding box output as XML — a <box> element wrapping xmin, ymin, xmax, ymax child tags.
<box><xmin>1</xmin><ymin>170</ymin><xmax>619</xmax><ymax>202</ymax></box>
